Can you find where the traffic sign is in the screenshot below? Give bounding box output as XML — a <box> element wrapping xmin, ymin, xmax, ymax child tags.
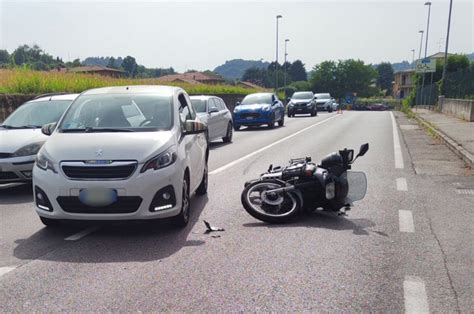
<box><xmin>415</xmin><ymin>58</ymin><xmax>436</xmax><ymax>73</ymax></box>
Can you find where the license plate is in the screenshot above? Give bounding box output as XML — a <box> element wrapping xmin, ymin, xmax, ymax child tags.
<box><xmin>79</xmin><ymin>188</ymin><xmax>117</xmax><ymax>207</ymax></box>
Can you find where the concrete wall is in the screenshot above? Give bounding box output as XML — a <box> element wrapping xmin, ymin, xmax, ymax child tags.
<box><xmin>0</xmin><ymin>93</ymin><xmax>247</xmax><ymax>123</ymax></box>
<box><xmin>439</xmin><ymin>96</ymin><xmax>474</xmax><ymax>122</ymax></box>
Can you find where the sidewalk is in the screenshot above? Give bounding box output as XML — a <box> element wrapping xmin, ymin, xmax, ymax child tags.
<box><xmin>412</xmin><ymin>108</ymin><xmax>474</xmax><ymax>167</ymax></box>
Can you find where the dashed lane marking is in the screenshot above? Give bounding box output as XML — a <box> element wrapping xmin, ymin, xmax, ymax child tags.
<box><xmin>404</xmin><ymin>276</ymin><xmax>430</xmax><ymax>314</ymax></box>
<box><xmin>399</xmin><ymin>210</ymin><xmax>415</xmax><ymax>233</ymax></box>
<box><xmin>209</xmin><ymin>114</ymin><xmax>339</xmax><ymax>175</ymax></box>
<box><xmin>64</xmin><ymin>226</ymin><xmax>99</xmax><ymax>241</ymax></box>
<box><xmin>390</xmin><ymin>112</ymin><xmax>404</xmax><ymax>169</ymax></box>
<box><xmin>397</xmin><ymin>178</ymin><xmax>408</xmax><ymax>191</ymax></box>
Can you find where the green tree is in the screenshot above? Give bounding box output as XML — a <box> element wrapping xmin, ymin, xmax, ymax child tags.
<box><xmin>122</xmin><ymin>56</ymin><xmax>137</xmax><ymax>77</ymax></box>
<box><xmin>107</xmin><ymin>57</ymin><xmax>117</xmax><ymax>69</ymax></box>
<box><xmin>288</xmin><ymin>60</ymin><xmax>307</xmax><ymax>82</ymax></box>
<box><xmin>376</xmin><ymin>62</ymin><xmax>394</xmax><ymax>95</ymax></box>
<box><xmin>0</xmin><ymin>49</ymin><xmax>10</xmax><ymax>65</ymax></box>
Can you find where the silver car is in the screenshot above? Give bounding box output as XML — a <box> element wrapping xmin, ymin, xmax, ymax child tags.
<box><xmin>0</xmin><ymin>93</ymin><xmax>78</xmax><ymax>183</ymax></box>
<box><xmin>190</xmin><ymin>95</ymin><xmax>233</xmax><ymax>143</ymax></box>
<box><xmin>314</xmin><ymin>93</ymin><xmax>334</xmax><ymax>112</ymax></box>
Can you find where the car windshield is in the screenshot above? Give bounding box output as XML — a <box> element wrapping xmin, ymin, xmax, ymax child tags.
<box><xmin>58</xmin><ymin>94</ymin><xmax>173</xmax><ymax>132</ymax></box>
<box><xmin>190</xmin><ymin>99</ymin><xmax>207</xmax><ymax>113</ymax></box>
<box><xmin>241</xmin><ymin>94</ymin><xmax>272</xmax><ymax>105</ymax></box>
<box><xmin>314</xmin><ymin>93</ymin><xmax>330</xmax><ymax>100</ymax></box>
<box><xmin>1</xmin><ymin>100</ymin><xmax>72</xmax><ymax>128</ymax></box>
<box><xmin>292</xmin><ymin>92</ymin><xmax>314</xmax><ymax>100</ymax></box>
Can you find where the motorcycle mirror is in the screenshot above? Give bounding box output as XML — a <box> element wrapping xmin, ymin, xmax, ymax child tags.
<box><xmin>356</xmin><ymin>143</ymin><xmax>369</xmax><ymax>158</ymax></box>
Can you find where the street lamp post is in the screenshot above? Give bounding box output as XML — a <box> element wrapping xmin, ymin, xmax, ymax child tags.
<box><xmin>275</xmin><ymin>15</ymin><xmax>282</xmax><ymax>93</ymax></box>
<box><xmin>284</xmin><ymin>39</ymin><xmax>290</xmax><ymax>88</ymax></box>
<box><xmin>421</xmin><ymin>2</ymin><xmax>432</xmax><ymax>106</ymax></box>
<box><xmin>441</xmin><ymin>0</ymin><xmax>453</xmax><ymax>94</ymax></box>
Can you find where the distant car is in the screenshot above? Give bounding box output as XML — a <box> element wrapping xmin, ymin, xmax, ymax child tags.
<box><xmin>0</xmin><ymin>93</ymin><xmax>78</xmax><ymax>184</ymax></box>
<box><xmin>367</xmin><ymin>103</ymin><xmax>389</xmax><ymax>111</ymax></box>
<box><xmin>287</xmin><ymin>91</ymin><xmax>317</xmax><ymax>117</ymax></box>
<box><xmin>314</xmin><ymin>93</ymin><xmax>334</xmax><ymax>112</ymax></box>
<box><xmin>233</xmin><ymin>93</ymin><xmax>285</xmax><ymax>130</ymax></box>
<box><xmin>190</xmin><ymin>95</ymin><xmax>233</xmax><ymax>143</ymax></box>
<box><xmin>330</xmin><ymin>98</ymin><xmax>339</xmax><ymax>111</ymax></box>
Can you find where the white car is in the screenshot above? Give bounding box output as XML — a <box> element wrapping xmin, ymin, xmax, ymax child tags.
<box><xmin>0</xmin><ymin>93</ymin><xmax>78</xmax><ymax>184</ymax></box>
<box><xmin>33</xmin><ymin>86</ymin><xmax>208</xmax><ymax>228</ymax></box>
<box><xmin>190</xmin><ymin>95</ymin><xmax>233</xmax><ymax>143</ymax></box>
<box><xmin>314</xmin><ymin>93</ymin><xmax>334</xmax><ymax>112</ymax></box>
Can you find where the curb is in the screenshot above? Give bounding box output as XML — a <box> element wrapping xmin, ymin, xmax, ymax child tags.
<box><xmin>412</xmin><ymin>112</ymin><xmax>474</xmax><ymax>168</ymax></box>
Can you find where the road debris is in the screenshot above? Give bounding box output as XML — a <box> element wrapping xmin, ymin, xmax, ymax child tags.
<box><xmin>204</xmin><ymin>220</ymin><xmax>225</xmax><ymax>233</ymax></box>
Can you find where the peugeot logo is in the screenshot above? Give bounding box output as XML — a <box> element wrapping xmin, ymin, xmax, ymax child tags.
<box><xmin>95</xmin><ymin>149</ymin><xmax>104</xmax><ymax>157</ymax></box>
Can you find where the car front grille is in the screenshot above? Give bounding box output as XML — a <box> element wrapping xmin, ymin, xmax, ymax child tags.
<box><xmin>0</xmin><ymin>172</ymin><xmax>19</xmax><ymax>180</ymax></box>
<box><xmin>61</xmin><ymin>161</ymin><xmax>137</xmax><ymax>180</ymax></box>
<box><xmin>240</xmin><ymin>112</ymin><xmax>261</xmax><ymax>119</ymax></box>
<box><xmin>57</xmin><ymin>196</ymin><xmax>142</xmax><ymax>214</ymax></box>
<box><xmin>0</xmin><ymin>153</ymin><xmax>13</xmax><ymax>158</ymax></box>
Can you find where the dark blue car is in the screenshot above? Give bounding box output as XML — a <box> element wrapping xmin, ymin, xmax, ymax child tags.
<box><xmin>232</xmin><ymin>93</ymin><xmax>285</xmax><ymax>130</ymax></box>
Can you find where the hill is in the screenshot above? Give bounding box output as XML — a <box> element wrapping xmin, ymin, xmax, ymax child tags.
<box><xmin>214</xmin><ymin>59</ymin><xmax>270</xmax><ymax>80</ymax></box>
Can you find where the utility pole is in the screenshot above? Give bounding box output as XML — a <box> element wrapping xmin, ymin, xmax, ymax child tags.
<box><xmin>421</xmin><ymin>1</ymin><xmax>432</xmax><ymax>106</ymax></box>
<box><xmin>275</xmin><ymin>15</ymin><xmax>282</xmax><ymax>93</ymax></box>
<box><xmin>284</xmin><ymin>39</ymin><xmax>290</xmax><ymax>88</ymax></box>
<box><xmin>411</xmin><ymin>49</ymin><xmax>415</xmax><ymax>69</ymax></box>
<box><xmin>416</xmin><ymin>30</ymin><xmax>424</xmax><ymax>107</ymax></box>
<box><xmin>441</xmin><ymin>0</ymin><xmax>453</xmax><ymax>95</ymax></box>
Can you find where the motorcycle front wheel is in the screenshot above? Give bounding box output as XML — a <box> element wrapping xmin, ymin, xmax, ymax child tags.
<box><xmin>241</xmin><ymin>179</ymin><xmax>300</xmax><ymax>223</ymax></box>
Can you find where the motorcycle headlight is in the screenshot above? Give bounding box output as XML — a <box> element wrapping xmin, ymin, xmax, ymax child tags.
<box><xmin>35</xmin><ymin>150</ymin><xmax>57</xmax><ymax>173</ymax></box>
<box><xmin>141</xmin><ymin>147</ymin><xmax>177</xmax><ymax>173</ymax></box>
<box><xmin>262</xmin><ymin>105</ymin><xmax>271</xmax><ymax>111</ymax></box>
<box><xmin>13</xmin><ymin>142</ymin><xmax>45</xmax><ymax>157</ymax></box>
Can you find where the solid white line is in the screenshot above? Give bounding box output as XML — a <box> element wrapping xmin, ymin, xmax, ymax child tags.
<box><xmin>390</xmin><ymin>112</ymin><xmax>404</xmax><ymax>169</ymax></box>
<box><xmin>404</xmin><ymin>276</ymin><xmax>430</xmax><ymax>314</ymax></box>
<box><xmin>396</xmin><ymin>178</ymin><xmax>408</xmax><ymax>191</ymax></box>
<box><xmin>399</xmin><ymin>210</ymin><xmax>415</xmax><ymax>233</ymax></box>
<box><xmin>65</xmin><ymin>227</ymin><xmax>99</xmax><ymax>241</ymax></box>
<box><xmin>0</xmin><ymin>266</ymin><xmax>17</xmax><ymax>277</ymax></box>
<box><xmin>209</xmin><ymin>114</ymin><xmax>339</xmax><ymax>175</ymax></box>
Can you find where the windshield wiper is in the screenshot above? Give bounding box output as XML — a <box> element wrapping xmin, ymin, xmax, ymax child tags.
<box><xmin>0</xmin><ymin>124</ymin><xmax>41</xmax><ymax>129</ymax></box>
<box><xmin>84</xmin><ymin>127</ymin><xmax>134</xmax><ymax>133</ymax></box>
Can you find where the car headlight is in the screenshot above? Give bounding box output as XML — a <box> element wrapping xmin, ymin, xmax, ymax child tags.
<box><xmin>288</xmin><ymin>102</ymin><xmax>294</xmax><ymax>107</ymax></box>
<box><xmin>233</xmin><ymin>107</ymin><xmax>240</xmax><ymax>113</ymax></box>
<box><xmin>13</xmin><ymin>142</ymin><xmax>45</xmax><ymax>157</ymax></box>
<box><xmin>35</xmin><ymin>150</ymin><xmax>57</xmax><ymax>173</ymax></box>
<box><xmin>306</xmin><ymin>102</ymin><xmax>313</xmax><ymax>106</ymax></box>
<box><xmin>262</xmin><ymin>105</ymin><xmax>271</xmax><ymax>111</ymax></box>
<box><xmin>141</xmin><ymin>147</ymin><xmax>177</xmax><ymax>173</ymax></box>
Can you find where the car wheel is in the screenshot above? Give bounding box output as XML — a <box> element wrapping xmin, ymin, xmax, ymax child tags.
<box><xmin>310</xmin><ymin>107</ymin><xmax>316</xmax><ymax>117</ymax></box>
<box><xmin>40</xmin><ymin>216</ymin><xmax>60</xmax><ymax>228</ymax></box>
<box><xmin>233</xmin><ymin>124</ymin><xmax>240</xmax><ymax>131</ymax></box>
<box><xmin>287</xmin><ymin>111</ymin><xmax>293</xmax><ymax>118</ymax></box>
<box><xmin>196</xmin><ymin>164</ymin><xmax>208</xmax><ymax>196</ymax></box>
<box><xmin>328</xmin><ymin>106</ymin><xmax>333</xmax><ymax>113</ymax></box>
<box><xmin>267</xmin><ymin>114</ymin><xmax>275</xmax><ymax>129</ymax></box>
<box><xmin>222</xmin><ymin>122</ymin><xmax>233</xmax><ymax>143</ymax></box>
<box><xmin>278</xmin><ymin>114</ymin><xmax>284</xmax><ymax>127</ymax></box>
<box><xmin>172</xmin><ymin>177</ymin><xmax>190</xmax><ymax>227</ymax></box>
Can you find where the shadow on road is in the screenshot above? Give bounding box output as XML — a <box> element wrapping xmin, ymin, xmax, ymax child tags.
<box><xmin>13</xmin><ymin>194</ymin><xmax>209</xmax><ymax>263</ymax></box>
<box><xmin>0</xmin><ymin>183</ymin><xmax>33</xmax><ymax>204</ymax></box>
<box><xmin>208</xmin><ymin>141</ymin><xmax>232</xmax><ymax>151</ymax></box>
<box><xmin>243</xmin><ymin>211</ymin><xmax>385</xmax><ymax>236</ymax></box>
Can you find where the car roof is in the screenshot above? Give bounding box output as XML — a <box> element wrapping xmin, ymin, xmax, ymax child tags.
<box><xmin>29</xmin><ymin>93</ymin><xmax>80</xmax><ymax>103</ymax></box>
<box><xmin>81</xmin><ymin>85</ymin><xmax>181</xmax><ymax>96</ymax></box>
<box><xmin>293</xmin><ymin>91</ymin><xmax>313</xmax><ymax>94</ymax></box>
<box><xmin>245</xmin><ymin>92</ymin><xmax>273</xmax><ymax>97</ymax></box>
<box><xmin>189</xmin><ymin>95</ymin><xmax>219</xmax><ymax>100</ymax></box>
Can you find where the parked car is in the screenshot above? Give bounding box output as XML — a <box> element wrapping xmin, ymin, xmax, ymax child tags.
<box><xmin>190</xmin><ymin>95</ymin><xmax>233</xmax><ymax>143</ymax></box>
<box><xmin>331</xmin><ymin>98</ymin><xmax>339</xmax><ymax>111</ymax></box>
<box><xmin>33</xmin><ymin>86</ymin><xmax>208</xmax><ymax>228</ymax></box>
<box><xmin>314</xmin><ymin>93</ymin><xmax>334</xmax><ymax>112</ymax></box>
<box><xmin>0</xmin><ymin>93</ymin><xmax>78</xmax><ymax>184</ymax></box>
<box><xmin>233</xmin><ymin>93</ymin><xmax>285</xmax><ymax>130</ymax></box>
<box><xmin>287</xmin><ymin>91</ymin><xmax>317</xmax><ymax>117</ymax></box>
<box><xmin>367</xmin><ymin>103</ymin><xmax>389</xmax><ymax>111</ymax></box>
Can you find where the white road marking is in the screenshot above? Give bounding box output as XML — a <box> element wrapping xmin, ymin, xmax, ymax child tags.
<box><xmin>404</xmin><ymin>276</ymin><xmax>430</xmax><ymax>314</ymax></box>
<box><xmin>65</xmin><ymin>227</ymin><xmax>99</xmax><ymax>241</ymax></box>
<box><xmin>0</xmin><ymin>266</ymin><xmax>17</xmax><ymax>277</ymax></box>
<box><xmin>210</xmin><ymin>114</ymin><xmax>339</xmax><ymax>175</ymax></box>
<box><xmin>390</xmin><ymin>112</ymin><xmax>404</xmax><ymax>169</ymax></box>
<box><xmin>399</xmin><ymin>210</ymin><xmax>415</xmax><ymax>233</ymax></box>
<box><xmin>397</xmin><ymin>178</ymin><xmax>408</xmax><ymax>191</ymax></box>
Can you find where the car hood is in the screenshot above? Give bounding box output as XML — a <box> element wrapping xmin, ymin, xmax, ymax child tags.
<box><xmin>43</xmin><ymin>131</ymin><xmax>175</xmax><ymax>162</ymax></box>
<box><xmin>0</xmin><ymin>128</ymin><xmax>46</xmax><ymax>153</ymax></box>
<box><xmin>236</xmin><ymin>104</ymin><xmax>271</xmax><ymax>111</ymax></box>
<box><xmin>290</xmin><ymin>99</ymin><xmax>312</xmax><ymax>104</ymax></box>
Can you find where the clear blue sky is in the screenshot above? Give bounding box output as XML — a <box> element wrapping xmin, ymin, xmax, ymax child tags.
<box><xmin>0</xmin><ymin>0</ymin><xmax>472</xmax><ymax>72</ymax></box>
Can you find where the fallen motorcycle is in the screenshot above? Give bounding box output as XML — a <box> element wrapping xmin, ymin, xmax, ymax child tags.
<box><xmin>241</xmin><ymin>143</ymin><xmax>369</xmax><ymax>223</ymax></box>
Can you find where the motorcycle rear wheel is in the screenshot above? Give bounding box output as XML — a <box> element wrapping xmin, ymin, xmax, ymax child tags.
<box><xmin>241</xmin><ymin>180</ymin><xmax>299</xmax><ymax>223</ymax></box>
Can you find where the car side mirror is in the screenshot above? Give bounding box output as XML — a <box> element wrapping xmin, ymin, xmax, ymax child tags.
<box><xmin>356</xmin><ymin>143</ymin><xmax>369</xmax><ymax>158</ymax></box>
<box><xmin>273</xmin><ymin>100</ymin><xmax>278</xmax><ymax>105</ymax></box>
<box><xmin>287</xmin><ymin>97</ymin><xmax>291</xmax><ymax>101</ymax></box>
<box><xmin>184</xmin><ymin>120</ymin><xmax>207</xmax><ymax>135</ymax></box>
<box><xmin>41</xmin><ymin>122</ymin><xmax>57</xmax><ymax>136</ymax></box>
<box><xmin>208</xmin><ymin>107</ymin><xmax>219</xmax><ymax>114</ymax></box>
<box><xmin>235</xmin><ymin>101</ymin><xmax>240</xmax><ymax>106</ymax></box>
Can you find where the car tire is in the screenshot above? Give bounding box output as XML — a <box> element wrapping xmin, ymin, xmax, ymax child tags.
<box><xmin>267</xmin><ymin>114</ymin><xmax>275</xmax><ymax>129</ymax></box>
<box><xmin>310</xmin><ymin>107</ymin><xmax>316</xmax><ymax>117</ymax></box>
<box><xmin>233</xmin><ymin>124</ymin><xmax>240</xmax><ymax>131</ymax></box>
<box><xmin>196</xmin><ymin>164</ymin><xmax>208</xmax><ymax>196</ymax></box>
<box><xmin>172</xmin><ymin>177</ymin><xmax>190</xmax><ymax>228</ymax></box>
<box><xmin>287</xmin><ymin>111</ymin><xmax>293</xmax><ymax>118</ymax></box>
<box><xmin>328</xmin><ymin>106</ymin><xmax>333</xmax><ymax>113</ymax></box>
<box><xmin>40</xmin><ymin>216</ymin><xmax>60</xmax><ymax>228</ymax></box>
<box><xmin>278</xmin><ymin>114</ymin><xmax>284</xmax><ymax>127</ymax></box>
<box><xmin>222</xmin><ymin>122</ymin><xmax>233</xmax><ymax>143</ymax></box>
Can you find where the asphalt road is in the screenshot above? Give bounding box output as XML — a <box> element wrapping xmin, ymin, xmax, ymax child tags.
<box><xmin>0</xmin><ymin>111</ymin><xmax>472</xmax><ymax>312</ymax></box>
